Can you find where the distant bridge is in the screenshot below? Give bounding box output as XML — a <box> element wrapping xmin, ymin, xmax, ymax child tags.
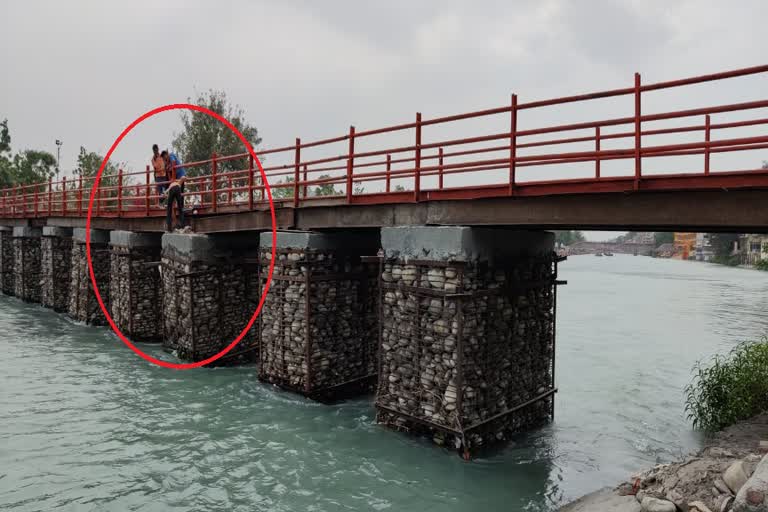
<box><xmin>566</xmin><ymin>241</ymin><xmax>656</xmax><ymax>256</ymax></box>
<box><xmin>1</xmin><ymin>65</ymin><xmax>767</xmax><ymax>233</ymax></box>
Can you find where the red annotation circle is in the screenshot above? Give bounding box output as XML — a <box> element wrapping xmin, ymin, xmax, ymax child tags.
<box><xmin>85</xmin><ymin>104</ymin><xmax>276</xmax><ymax>369</ymax></box>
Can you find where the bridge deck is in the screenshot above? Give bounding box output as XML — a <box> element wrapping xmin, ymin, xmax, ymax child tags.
<box><xmin>1</xmin><ymin>65</ymin><xmax>766</xmax><ymax>233</ymax></box>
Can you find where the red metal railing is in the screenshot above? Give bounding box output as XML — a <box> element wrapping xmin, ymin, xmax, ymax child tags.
<box><xmin>2</xmin><ymin>65</ymin><xmax>767</xmax><ymax>219</ymax></box>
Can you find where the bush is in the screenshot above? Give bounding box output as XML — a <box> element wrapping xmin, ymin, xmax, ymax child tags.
<box><xmin>755</xmin><ymin>260</ymin><xmax>768</xmax><ymax>271</ymax></box>
<box><xmin>684</xmin><ymin>338</ymin><xmax>768</xmax><ymax>431</ymax></box>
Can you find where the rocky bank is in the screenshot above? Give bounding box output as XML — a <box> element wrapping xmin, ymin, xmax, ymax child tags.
<box><xmin>560</xmin><ymin>413</ymin><xmax>768</xmax><ymax>512</ymax></box>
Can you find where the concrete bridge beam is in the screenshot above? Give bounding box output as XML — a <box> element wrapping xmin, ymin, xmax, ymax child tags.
<box><xmin>375</xmin><ymin>226</ymin><xmax>558</xmax><ymax>455</ymax></box>
<box><xmin>12</xmin><ymin>227</ymin><xmax>43</xmax><ymax>302</ymax></box>
<box><xmin>41</xmin><ymin>227</ymin><xmax>73</xmax><ymax>312</ymax></box>
<box><xmin>109</xmin><ymin>231</ymin><xmax>163</xmax><ymax>342</ymax></box>
<box><xmin>257</xmin><ymin>230</ymin><xmax>380</xmax><ymax>400</ymax></box>
<box><xmin>69</xmin><ymin>228</ymin><xmax>111</xmax><ymax>324</ymax></box>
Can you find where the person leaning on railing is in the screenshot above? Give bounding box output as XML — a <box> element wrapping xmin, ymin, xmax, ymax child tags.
<box><xmin>162</xmin><ymin>150</ymin><xmax>187</xmax><ymax>232</ymax></box>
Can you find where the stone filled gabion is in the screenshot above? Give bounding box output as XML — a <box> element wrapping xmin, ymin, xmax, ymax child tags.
<box><xmin>160</xmin><ymin>253</ymin><xmax>258</xmax><ymax>364</ymax></box>
<box><xmin>69</xmin><ymin>241</ymin><xmax>110</xmax><ymax>324</ymax></box>
<box><xmin>375</xmin><ymin>255</ymin><xmax>557</xmax><ymax>455</ymax></box>
<box><xmin>13</xmin><ymin>236</ymin><xmax>42</xmax><ymax>302</ymax></box>
<box><xmin>258</xmin><ymin>248</ymin><xmax>379</xmax><ymax>398</ymax></box>
<box><xmin>41</xmin><ymin>235</ymin><xmax>72</xmax><ymax>311</ymax></box>
<box><xmin>0</xmin><ymin>230</ymin><xmax>15</xmax><ymax>295</ymax></box>
<box><xmin>110</xmin><ymin>245</ymin><xmax>162</xmax><ymax>342</ymax></box>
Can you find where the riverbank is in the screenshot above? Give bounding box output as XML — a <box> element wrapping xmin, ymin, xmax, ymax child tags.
<box><xmin>560</xmin><ymin>413</ymin><xmax>768</xmax><ymax>511</ymax></box>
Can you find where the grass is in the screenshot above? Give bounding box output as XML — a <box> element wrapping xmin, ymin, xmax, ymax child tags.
<box><xmin>684</xmin><ymin>337</ymin><xmax>768</xmax><ymax>432</ymax></box>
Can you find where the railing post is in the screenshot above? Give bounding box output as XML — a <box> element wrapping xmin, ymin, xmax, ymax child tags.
<box><xmin>248</xmin><ymin>154</ymin><xmax>254</xmax><ymax>210</ymax></box>
<box><xmin>117</xmin><ymin>168</ymin><xmax>123</xmax><ymax>216</ymax></box>
<box><xmin>704</xmin><ymin>114</ymin><xmax>711</xmax><ymax>176</ymax></box>
<box><xmin>34</xmin><ymin>185</ymin><xmax>38</xmax><ymax>217</ymax></box>
<box><xmin>438</xmin><ymin>147</ymin><xmax>444</xmax><ymax>190</ymax></box>
<box><xmin>634</xmin><ymin>72</ymin><xmax>642</xmax><ymax>191</ymax></box>
<box><xmin>48</xmin><ymin>177</ymin><xmax>52</xmax><ymax>216</ymax></box>
<box><xmin>386</xmin><ymin>154</ymin><xmax>391</xmax><ymax>193</ymax></box>
<box><xmin>228</xmin><ymin>176</ymin><xmax>233</xmax><ymax>206</ymax></box>
<box><xmin>96</xmin><ymin>178</ymin><xmax>101</xmax><ymax>216</ymax></box>
<box><xmin>145</xmin><ymin>165</ymin><xmax>150</xmax><ymax>215</ymax></box>
<box><xmin>211</xmin><ymin>153</ymin><xmax>218</xmax><ymax>213</ymax></box>
<box><xmin>302</xmin><ymin>164</ymin><xmax>308</xmax><ymax>199</ymax></box>
<box><xmin>78</xmin><ymin>174</ymin><xmax>83</xmax><ymax>216</ymax></box>
<box><xmin>293</xmin><ymin>137</ymin><xmax>300</xmax><ymax>208</ymax></box>
<box><xmin>595</xmin><ymin>126</ymin><xmax>601</xmax><ymax>179</ymax></box>
<box><xmin>509</xmin><ymin>94</ymin><xmax>517</xmax><ymax>195</ymax></box>
<box><xmin>62</xmin><ymin>177</ymin><xmax>67</xmax><ymax>216</ymax></box>
<box><xmin>346</xmin><ymin>126</ymin><xmax>355</xmax><ymax>203</ymax></box>
<box><xmin>414</xmin><ymin>112</ymin><xmax>422</xmax><ymax>202</ymax></box>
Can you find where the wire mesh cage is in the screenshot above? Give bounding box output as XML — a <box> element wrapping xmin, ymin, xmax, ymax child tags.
<box><xmin>258</xmin><ymin>247</ymin><xmax>379</xmax><ymax>401</ymax></box>
<box><xmin>109</xmin><ymin>244</ymin><xmax>163</xmax><ymax>342</ymax></box>
<box><xmin>41</xmin><ymin>233</ymin><xmax>72</xmax><ymax>312</ymax></box>
<box><xmin>0</xmin><ymin>230</ymin><xmax>14</xmax><ymax>295</ymax></box>
<box><xmin>160</xmin><ymin>253</ymin><xmax>260</xmax><ymax>365</ymax></box>
<box><xmin>375</xmin><ymin>253</ymin><xmax>563</xmax><ymax>457</ymax></box>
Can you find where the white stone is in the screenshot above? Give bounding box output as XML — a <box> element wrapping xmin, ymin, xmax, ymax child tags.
<box><xmin>640</xmin><ymin>497</ymin><xmax>677</xmax><ymax>512</ymax></box>
<box><xmin>724</xmin><ymin>460</ymin><xmax>750</xmax><ymax>494</ymax></box>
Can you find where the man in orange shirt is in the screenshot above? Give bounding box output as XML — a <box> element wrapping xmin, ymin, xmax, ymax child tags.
<box><xmin>152</xmin><ymin>144</ymin><xmax>168</xmax><ymax>205</ymax></box>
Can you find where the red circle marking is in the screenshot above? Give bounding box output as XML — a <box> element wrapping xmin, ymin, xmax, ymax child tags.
<box><xmin>85</xmin><ymin>103</ymin><xmax>277</xmax><ymax>369</ymax></box>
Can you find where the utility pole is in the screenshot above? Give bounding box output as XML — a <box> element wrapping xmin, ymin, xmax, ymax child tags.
<box><xmin>55</xmin><ymin>139</ymin><xmax>63</xmax><ymax>179</ymax></box>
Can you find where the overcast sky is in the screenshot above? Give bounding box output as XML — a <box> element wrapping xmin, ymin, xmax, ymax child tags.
<box><xmin>2</xmin><ymin>0</ymin><xmax>766</xmax><ymax>240</ymax></box>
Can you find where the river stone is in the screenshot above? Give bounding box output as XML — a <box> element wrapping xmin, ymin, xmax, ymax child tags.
<box><xmin>641</xmin><ymin>497</ymin><xmax>677</xmax><ymax>512</ymax></box>
<box><xmin>725</xmin><ymin>461</ymin><xmax>750</xmax><ymax>495</ymax></box>
<box><xmin>559</xmin><ymin>487</ymin><xmax>641</xmax><ymax>512</ymax></box>
<box><xmin>733</xmin><ymin>454</ymin><xmax>768</xmax><ymax>512</ymax></box>
<box><xmin>688</xmin><ymin>501</ymin><xmax>714</xmax><ymax>512</ymax></box>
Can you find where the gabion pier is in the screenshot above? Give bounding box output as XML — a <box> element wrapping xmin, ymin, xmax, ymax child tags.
<box><xmin>160</xmin><ymin>233</ymin><xmax>260</xmax><ymax>364</ymax></box>
<box><xmin>41</xmin><ymin>227</ymin><xmax>73</xmax><ymax>312</ymax></box>
<box><xmin>109</xmin><ymin>231</ymin><xmax>163</xmax><ymax>342</ymax></box>
<box><xmin>257</xmin><ymin>231</ymin><xmax>380</xmax><ymax>401</ymax></box>
<box><xmin>375</xmin><ymin>227</ymin><xmax>563</xmax><ymax>457</ymax></box>
<box><xmin>69</xmin><ymin>228</ymin><xmax>111</xmax><ymax>325</ymax></box>
<box><xmin>12</xmin><ymin>227</ymin><xmax>42</xmax><ymax>302</ymax></box>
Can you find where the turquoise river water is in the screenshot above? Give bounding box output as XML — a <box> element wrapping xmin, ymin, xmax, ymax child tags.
<box><xmin>1</xmin><ymin>255</ymin><xmax>767</xmax><ymax>511</ymax></box>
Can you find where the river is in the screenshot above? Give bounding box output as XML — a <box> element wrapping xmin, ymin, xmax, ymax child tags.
<box><xmin>1</xmin><ymin>255</ymin><xmax>767</xmax><ymax>511</ymax></box>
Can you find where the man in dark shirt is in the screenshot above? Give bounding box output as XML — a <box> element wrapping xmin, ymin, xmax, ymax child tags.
<box><xmin>162</xmin><ymin>150</ymin><xmax>187</xmax><ymax>232</ymax></box>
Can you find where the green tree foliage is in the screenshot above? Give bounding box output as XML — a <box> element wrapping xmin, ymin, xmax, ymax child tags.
<box><xmin>762</xmin><ymin>160</ymin><xmax>767</xmax><ymax>169</ymax></box>
<box><xmin>553</xmin><ymin>230</ymin><xmax>585</xmax><ymax>246</ymax></box>
<box><xmin>0</xmin><ymin>119</ymin><xmax>56</xmax><ymax>189</ymax></box>
<box><xmin>172</xmin><ymin>90</ymin><xmax>261</xmax><ymax>177</ymax></box>
<box><xmin>653</xmin><ymin>232</ymin><xmax>674</xmax><ymax>246</ymax></box>
<box><xmin>393</xmin><ymin>184</ymin><xmax>406</xmax><ymax>192</ymax></box>
<box><xmin>709</xmin><ymin>233</ymin><xmax>740</xmax><ymax>259</ymax></box>
<box><xmin>312</xmin><ymin>174</ymin><xmax>337</xmax><ymax>197</ymax></box>
<box><xmin>685</xmin><ymin>338</ymin><xmax>768</xmax><ymax>431</ymax></box>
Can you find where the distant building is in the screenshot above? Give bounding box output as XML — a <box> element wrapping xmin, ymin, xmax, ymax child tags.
<box><xmin>674</xmin><ymin>233</ymin><xmax>697</xmax><ymax>259</ymax></box>
<box><xmin>694</xmin><ymin>233</ymin><xmax>714</xmax><ymax>262</ymax></box>
<box><xmin>739</xmin><ymin>234</ymin><xmax>768</xmax><ymax>266</ymax></box>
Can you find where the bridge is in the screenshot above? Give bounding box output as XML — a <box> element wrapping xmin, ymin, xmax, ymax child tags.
<box><xmin>0</xmin><ymin>65</ymin><xmax>767</xmax><ymax>233</ymax></box>
<box><xmin>1</xmin><ymin>65</ymin><xmax>766</xmax><ymax>457</ymax></box>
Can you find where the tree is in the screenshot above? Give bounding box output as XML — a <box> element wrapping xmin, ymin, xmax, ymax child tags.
<box><xmin>653</xmin><ymin>232</ymin><xmax>674</xmax><ymax>246</ymax></box>
<box><xmin>762</xmin><ymin>161</ymin><xmax>767</xmax><ymax>170</ymax></box>
<box><xmin>553</xmin><ymin>230</ymin><xmax>585</xmax><ymax>246</ymax></box>
<box><xmin>393</xmin><ymin>184</ymin><xmax>406</xmax><ymax>192</ymax></box>
<box><xmin>11</xmin><ymin>150</ymin><xmax>56</xmax><ymax>185</ymax></box>
<box><xmin>0</xmin><ymin>119</ymin><xmax>13</xmax><ymax>188</ymax></box>
<box><xmin>709</xmin><ymin>233</ymin><xmax>740</xmax><ymax>259</ymax></box>
<box><xmin>312</xmin><ymin>174</ymin><xmax>337</xmax><ymax>197</ymax></box>
<box><xmin>172</xmin><ymin>90</ymin><xmax>261</xmax><ymax>177</ymax></box>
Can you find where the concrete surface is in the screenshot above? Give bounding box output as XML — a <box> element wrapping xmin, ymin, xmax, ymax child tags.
<box><xmin>42</xmin><ymin>226</ymin><xmax>73</xmax><ymax>237</ymax></box>
<box><xmin>259</xmin><ymin>230</ymin><xmax>380</xmax><ymax>252</ymax></box>
<box><xmin>12</xmin><ymin>227</ymin><xmax>42</xmax><ymax>238</ymax></box>
<box><xmin>381</xmin><ymin>226</ymin><xmax>553</xmax><ymax>262</ymax></box>
<box><xmin>110</xmin><ymin>230</ymin><xmax>161</xmax><ymax>248</ymax></box>
<box><xmin>73</xmin><ymin>228</ymin><xmax>110</xmax><ymax>244</ymax></box>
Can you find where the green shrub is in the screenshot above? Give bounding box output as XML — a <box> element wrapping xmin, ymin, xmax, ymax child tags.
<box><xmin>684</xmin><ymin>338</ymin><xmax>768</xmax><ymax>432</ymax></box>
<box><xmin>755</xmin><ymin>260</ymin><xmax>768</xmax><ymax>271</ymax></box>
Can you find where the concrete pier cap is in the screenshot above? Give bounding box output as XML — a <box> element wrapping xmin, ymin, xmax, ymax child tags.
<box><xmin>12</xmin><ymin>226</ymin><xmax>42</xmax><ymax>238</ymax></box>
<box><xmin>110</xmin><ymin>230</ymin><xmax>161</xmax><ymax>248</ymax></box>
<box><xmin>42</xmin><ymin>226</ymin><xmax>73</xmax><ymax>238</ymax></box>
<box><xmin>73</xmin><ymin>228</ymin><xmax>110</xmax><ymax>244</ymax></box>
<box><xmin>381</xmin><ymin>226</ymin><xmax>553</xmax><ymax>263</ymax></box>
<box><xmin>259</xmin><ymin>229</ymin><xmax>380</xmax><ymax>252</ymax></box>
